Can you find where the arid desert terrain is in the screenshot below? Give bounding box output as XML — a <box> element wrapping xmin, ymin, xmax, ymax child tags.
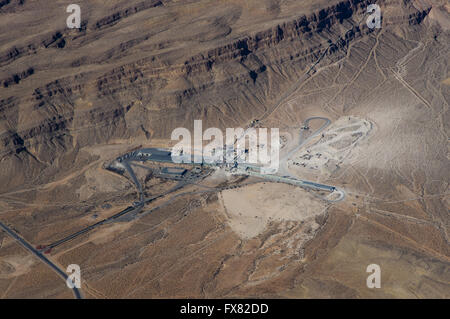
<box><xmin>0</xmin><ymin>0</ymin><xmax>449</xmax><ymax>298</ymax></box>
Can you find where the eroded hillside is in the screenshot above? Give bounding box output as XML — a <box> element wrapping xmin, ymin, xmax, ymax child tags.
<box><xmin>0</xmin><ymin>0</ymin><xmax>448</xmax><ymax>298</ymax></box>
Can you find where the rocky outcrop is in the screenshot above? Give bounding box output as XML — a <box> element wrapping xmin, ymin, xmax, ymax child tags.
<box><xmin>0</xmin><ymin>0</ymin><xmax>432</xmax><ymax>191</ymax></box>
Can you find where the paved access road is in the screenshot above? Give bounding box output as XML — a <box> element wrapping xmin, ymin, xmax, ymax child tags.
<box><xmin>0</xmin><ymin>221</ymin><xmax>82</xmax><ymax>299</ymax></box>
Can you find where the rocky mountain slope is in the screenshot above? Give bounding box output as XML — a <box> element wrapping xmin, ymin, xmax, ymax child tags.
<box><xmin>0</xmin><ymin>0</ymin><xmax>448</xmax><ymax>298</ymax></box>
<box><xmin>0</xmin><ymin>0</ymin><xmax>435</xmax><ymax>191</ymax></box>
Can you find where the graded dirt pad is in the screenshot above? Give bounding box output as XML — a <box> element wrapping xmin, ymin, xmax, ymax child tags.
<box><xmin>0</xmin><ymin>0</ymin><xmax>449</xmax><ymax>299</ymax></box>
<box><xmin>288</xmin><ymin>116</ymin><xmax>372</xmax><ymax>178</ymax></box>
<box><xmin>220</xmin><ymin>182</ymin><xmax>327</xmax><ymax>239</ymax></box>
